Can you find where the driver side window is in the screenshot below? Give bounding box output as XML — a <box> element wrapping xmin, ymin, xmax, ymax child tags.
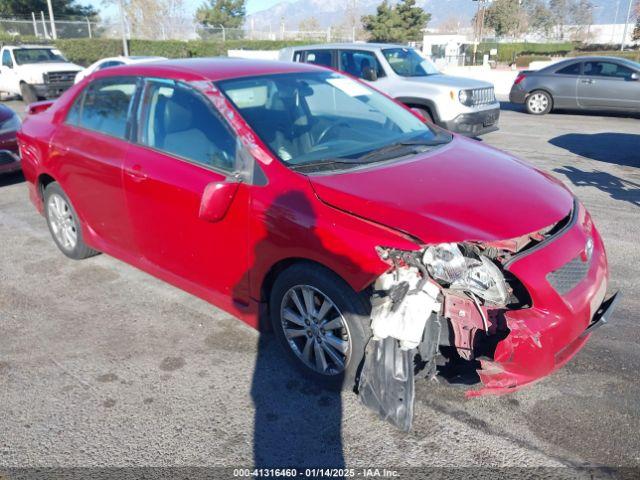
<box><xmin>138</xmin><ymin>80</ymin><xmax>237</xmax><ymax>172</ymax></box>
<box><xmin>2</xmin><ymin>50</ymin><xmax>13</xmax><ymax>68</ymax></box>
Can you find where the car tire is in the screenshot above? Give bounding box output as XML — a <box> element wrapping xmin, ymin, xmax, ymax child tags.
<box><xmin>44</xmin><ymin>182</ymin><xmax>99</xmax><ymax>260</ymax></box>
<box><xmin>525</xmin><ymin>90</ymin><xmax>553</xmax><ymax>115</ymax></box>
<box><xmin>269</xmin><ymin>262</ymin><xmax>371</xmax><ymax>391</ymax></box>
<box><xmin>20</xmin><ymin>82</ymin><xmax>38</xmax><ymax>104</ymax></box>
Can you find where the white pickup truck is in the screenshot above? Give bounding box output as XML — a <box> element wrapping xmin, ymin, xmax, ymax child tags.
<box><xmin>0</xmin><ymin>45</ymin><xmax>82</xmax><ymax>103</ymax></box>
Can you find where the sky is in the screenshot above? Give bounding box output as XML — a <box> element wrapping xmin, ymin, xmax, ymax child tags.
<box><xmin>77</xmin><ymin>0</ymin><xmax>288</xmax><ymax>19</ymax></box>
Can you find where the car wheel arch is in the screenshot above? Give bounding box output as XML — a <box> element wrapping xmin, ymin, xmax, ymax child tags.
<box><xmin>395</xmin><ymin>97</ymin><xmax>439</xmax><ymax>123</ymax></box>
<box><xmin>259</xmin><ymin>257</ymin><xmax>370</xmax><ymax>328</ymax></box>
<box><xmin>38</xmin><ymin>173</ymin><xmax>56</xmax><ymax>201</ymax></box>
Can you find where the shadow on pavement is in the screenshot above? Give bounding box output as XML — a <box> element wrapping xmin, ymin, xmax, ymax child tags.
<box><xmin>549</xmin><ymin>133</ymin><xmax>640</xmax><ymax>168</ymax></box>
<box><xmin>0</xmin><ymin>171</ymin><xmax>25</xmax><ymax>188</ymax></box>
<box><xmin>554</xmin><ymin>165</ymin><xmax>640</xmax><ymax>207</ymax></box>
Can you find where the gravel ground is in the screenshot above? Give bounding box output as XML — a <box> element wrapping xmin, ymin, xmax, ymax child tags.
<box><xmin>0</xmin><ymin>99</ymin><xmax>639</xmax><ymax>475</ymax></box>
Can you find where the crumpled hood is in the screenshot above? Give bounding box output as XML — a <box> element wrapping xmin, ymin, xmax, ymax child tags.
<box><xmin>309</xmin><ymin>136</ymin><xmax>574</xmax><ymax>244</ymax></box>
<box><xmin>405</xmin><ymin>74</ymin><xmax>494</xmax><ymax>90</ymax></box>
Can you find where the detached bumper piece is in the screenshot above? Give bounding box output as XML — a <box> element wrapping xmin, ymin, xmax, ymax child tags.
<box><xmin>581</xmin><ymin>291</ymin><xmax>620</xmax><ymax>337</ymax></box>
<box><xmin>441</xmin><ymin>108</ymin><xmax>500</xmax><ymax>136</ymax></box>
<box><xmin>358</xmin><ymin>337</ymin><xmax>415</xmax><ymax>432</ymax></box>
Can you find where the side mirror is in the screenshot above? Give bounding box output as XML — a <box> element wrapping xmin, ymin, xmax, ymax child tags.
<box><xmin>362</xmin><ymin>66</ymin><xmax>378</xmax><ymax>82</ymax></box>
<box><xmin>199</xmin><ymin>181</ymin><xmax>240</xmax><ymax>223</ymax></box>
<box><xmin>630</xmin><ymin>72</ymin><xmax>639</xmax><ymax>81</ymax></box>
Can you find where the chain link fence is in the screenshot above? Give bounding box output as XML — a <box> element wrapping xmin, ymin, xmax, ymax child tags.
<box><xmin>1</xmin><ymin>15</ymin><xmax>363</xmax><ymax>43</ymax></box>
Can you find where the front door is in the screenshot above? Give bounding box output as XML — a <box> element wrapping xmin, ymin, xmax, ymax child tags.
<box><xmin>0</xmin><ymin>50</ymin><xmax>18</xmax><ymax>95</ymax></box>
<box><xmin>123</xmin><ymin>78</ymin><xmax>250</xmax><ymax>306</ymax></box>
<box><xmin>578</xmin><ymin>60</ymin><xmax>640</xmax><ymax>110</ymax></box>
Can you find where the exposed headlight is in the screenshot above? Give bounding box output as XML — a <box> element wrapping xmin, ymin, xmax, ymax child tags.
<box><xmin>423</xmin><ymin>243</ymin><xmax>508</xmax><ymax>305</ymax></box>
<box><xmin>458</xmin><ymin>89</ymin><xmax>473</xmax><ymax>106</ymax></box>
<box><xmin>0</xmin><ymin>113</ymin><xmax>21</xmax><ymax>135</ymax></box>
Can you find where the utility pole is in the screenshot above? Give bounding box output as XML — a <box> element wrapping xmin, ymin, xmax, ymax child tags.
<box><xmin>86</xmin><ymin>17</ymin><xmax>92</xmax><ymax>39</ymax></box>
<box><xmin>46</xmin><ymin>0</ymin><xmax>57</xmax><ymax>39</ymax></box>
<box><xmin>611</xmin><ymin>0</ymin><xmax>621</xmax><ymax>43</ymax></box>
<box><xmin>118</xmin><ymin>0</ymin><xmax>129</xmax><ymax>56</ymax></box>
<box><xmin>40</xmin><ymin>11</ymin><xmax>48</xmax><ymax>39</ymax></box>
<box><xmin>620</xmin><ymin>0</ymin><xmax>633</xmax><ymax>51</ymax></box>
<box><xmin>31</xmin><ymin>12</ymin><xmax>38</xmax><ymax>37</ymax></box>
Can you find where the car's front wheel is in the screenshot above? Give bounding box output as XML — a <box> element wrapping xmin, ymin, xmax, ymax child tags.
<box><xmin>526</xmin><ymin>90</ymin><xmax>553</xmax><ymax>115</ymax></box>
<box><xmin>269</xmin><ymin>262</ymin><xmax>371</xmax><ymax>391</ymax></box>
<box><xmin>44</xmin><ymin>182</ymin><xmax>99</xmax><ymax>260</ymax></box>
<box><xmin>20</xmin><ymin>82</ymin><xmax>38</xmax><ymax>104</ymax></box>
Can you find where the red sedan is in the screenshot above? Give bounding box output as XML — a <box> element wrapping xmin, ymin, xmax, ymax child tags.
<box><xmin>0</xmin><ymin>104</ymin><xmax>21</xmax><ymax>174</ymax></box>
<box><xmin>17</xmin><ymin>59</ymin><xmax>617</xmax><ymax>428</ymax></box>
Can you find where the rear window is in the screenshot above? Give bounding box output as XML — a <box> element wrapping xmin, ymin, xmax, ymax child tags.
<box><xmin>68</xmin><ymin>77</ymin><xmax>137</xmax><ymax>139</ymax></box>
<box><xmin>556</xmin><ymin>62</ymin><xmax>581</xmax><ymax>75</ymax></box>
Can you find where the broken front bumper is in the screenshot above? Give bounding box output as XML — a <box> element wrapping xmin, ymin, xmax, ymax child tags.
<box><xmin>468</xmin><ymin>202</ymin><xmax>615</xmax><ymax>397</ymax></box>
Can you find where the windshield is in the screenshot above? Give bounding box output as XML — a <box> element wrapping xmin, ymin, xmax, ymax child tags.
<box><xmin>218</xmin><ymin>71</ymin><xmax>447</xmax><ymax>170</ymax></box>
<box><xmin>13</xmin><ymin>48</ymin><xmax>67</xmax><ymax>65</ymax></box>
<box><xmin>382</xmin><ymin>48</ymin><xmax>440</xmax><ymax>77</ymax></box>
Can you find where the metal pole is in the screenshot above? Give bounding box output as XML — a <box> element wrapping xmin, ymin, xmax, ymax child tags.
<box><xmin>611</xmin><ymin>0</ymin><xmax>621</xmax><ymax>43</ymax></box>
<box><xmin>86</xmin><ymin>17</ymin><xmax>92</xmax><ymax>38</ymax></box>
<box><xmin>621</xmin><ymin>0</ymin><xmax>633</xmax><ymax>51</ymax></box>
<box><xmin>118</xmin><ymin>0</ymin><xmax>129</xmax><ymax>56</ymax></box>
<box><xmin>219</xmin><ymin>24</ymin><xmax>225</xmax><ymax>42</ymax></box>
<box><xmin>40</xmin><ymin>11</ymin><xmax>48</xmax><ymax>39</ymax></box>
<box><xmin>46</xmin><ymin>0</ymin><xmax>57</xmax><ymax>39</ymax></box>
<box><xmin>31</xmin><ymin>12</ymin><xmax>38</xmax><ymax>37</ymax></box>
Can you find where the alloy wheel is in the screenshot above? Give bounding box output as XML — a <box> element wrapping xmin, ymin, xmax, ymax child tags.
<box><xmin>47</xmin><ymin>193</ymin><xmax>78</xmax><ymax>251</ymax></box>
<box><xmin>279</xmin><ymin>285</ymin><xmax>351</xmax><ymax>376</ymax></box>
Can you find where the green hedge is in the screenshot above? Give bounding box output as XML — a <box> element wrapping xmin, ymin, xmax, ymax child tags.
<box><xmin>514</xmin><ymin>55</ymin><xmax>551</xmax><ymax>68</ymax></box>
<box><xmin>54</xmin><ymin>38</ymin><xmax>310</xmax><ymax>66</ymax></box>
<box><xmin>478</xmin><ymin>42</ymin><xmax>574</xmax><ymax>63</ymax></box>
<box><xmin>570</xmin><ymin>50</ymin><xmax>640</xmax><ymax>62</ymax></box>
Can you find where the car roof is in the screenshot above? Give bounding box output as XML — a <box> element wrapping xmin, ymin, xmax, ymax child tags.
<box><xmin>287</xmin><ymin>42</ymin><xmax>408</xmax><ymax>52</ymax></box>
<box><xmin>96</xmin><ymin>57</ymin><xmax>325</xmax><ymax>82</ymax></box>
<box><xmin>540</xmin><ymin>55</ymin><xmax>640</xmax><ymax>72</ymax></box>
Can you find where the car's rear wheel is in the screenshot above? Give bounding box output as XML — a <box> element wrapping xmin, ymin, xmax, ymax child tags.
<box><xmin>20</xmin><ymin>82</ymin><xmax>38</xmax><ymax>104</ymax></box>
<box><xmin>269</xmin><ymin>262</ymin><xmax>371</xmax><ymax>391</ymax></box>
<box><xmin>526</xmin><ymin>90</ymin><xmax>552</xmax><ymax>115</ymax></box>
<box><xmin>44</xmin><ymin>182</ymin><xmax>99</xmax><ymax>260</ymax></box>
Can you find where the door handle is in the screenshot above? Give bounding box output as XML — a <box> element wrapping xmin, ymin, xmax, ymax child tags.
<box><xmin>125</xmin><ymin>164</ymin><xmax>148</xmax><ymax>183</ymax></box>
<box><xmin>581</xmin><ymin>79</ymin><xmax>594</xmax><ymax>84</ymax></box>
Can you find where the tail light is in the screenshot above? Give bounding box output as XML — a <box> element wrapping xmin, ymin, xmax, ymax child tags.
<box><xmin>514</xmin><ymin>73</ymin><xmax>526</xmax><ymax>86</ymax></box>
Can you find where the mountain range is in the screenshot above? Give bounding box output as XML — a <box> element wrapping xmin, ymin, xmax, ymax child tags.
<box><xmin>246</xmin><ymin>0</ymin><xmax>623</xmax><ymax>30</ymax></box>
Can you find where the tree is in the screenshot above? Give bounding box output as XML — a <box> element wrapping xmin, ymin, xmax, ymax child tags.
<box><xmin>483</xmin><ymin>0</ymin><xmax>527</xmax><ymax>38</ymax></box>
<box><xmin>395</xmin><ymin>0</ymin><xmax>430</xmax><ymax>41</ymax></box>
<box><xmin>362</xmin><ymin>0</ymin><xmax>430</xmax><ymax>43</ymax></box>
<box><xmin>568</xmin><ymin>0</ymin><xmax>594</xmax><ymax>41</ymax></box>
<box><xmin>298</xmin><ymin>16</ymin><xmax>321</xmax><ymax>32</ymax></box>
<box><xmin>524</xmin><ymin>0</ymin><xmax>555</xmax><ymax>36</ymax></box>
<box><xmin>0</xmin><ymin>0</ymin><xmax>96</xmax><ymax>17</ymax></box>
<box><xmin>196</xmin><ymin>0</ymin><xmax>246</xmax><ymax>28</ymax></box>
<box><xmin>125</xmin><ymin>0</ymin><xmax>190</xmax><ymax>40</ymax></box>
<box><xmin>549</xmin><ymin>0</ymin><xmax>571</xmax><ymax>39</ymax></box>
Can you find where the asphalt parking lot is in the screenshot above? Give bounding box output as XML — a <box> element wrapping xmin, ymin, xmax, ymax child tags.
<box><xmin>1</xmin><ymin>99</ymin><xmax>639</xmax><ymax>473</ymax></box>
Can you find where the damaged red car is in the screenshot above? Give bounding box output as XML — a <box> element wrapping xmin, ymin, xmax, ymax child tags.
<box><xmin>17</xmin><ymin>59</ymin><xmax>618</xmax><ymax>430</ymax></box>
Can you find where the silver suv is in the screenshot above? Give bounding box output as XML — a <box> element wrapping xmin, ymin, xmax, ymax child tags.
<box><xmin>280</xmin><ymin>43</ymin><xmax>500</xmax><ymax>136</ymax></box>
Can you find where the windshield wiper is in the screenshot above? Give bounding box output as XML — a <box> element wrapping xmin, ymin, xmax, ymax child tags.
<box><xmin>355</xmin><ymin>134</ymin><xmax>451</xmax><ymax>163</ymax></box>
<box><xmin>289</xmin><ymin>158</ymin><xmax>363</xmax><ymax>171</ymax></box>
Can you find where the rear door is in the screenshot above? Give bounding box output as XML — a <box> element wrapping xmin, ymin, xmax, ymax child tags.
<box><xmin>50</xmin><ymin>76</ymin><xmax>138</xmax><ymax>253</ymax></box>
<box><xmin>0</xmin><ymin>49</ymin><xmax>19</xmax><ymax>95</ymax></box>
<box><xmin>578</xmin><ymin>60</ymin><xmax>640</xmax><ymax>110</ymax></box>
<box><xmin>297</xmin><ymin>49</ymin><xmax>336</xmax><ymax>69</ymax></box>
<box><xmin>123</xmin><ymin>78</ymin><xmax>251</xmax><ymax>304</ymax></box>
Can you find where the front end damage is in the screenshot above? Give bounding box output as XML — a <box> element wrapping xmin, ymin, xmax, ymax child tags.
<box><xmin>358</xmin><ymin>202</ymin><xmax>618</xmax><ymax>430</ymax></box>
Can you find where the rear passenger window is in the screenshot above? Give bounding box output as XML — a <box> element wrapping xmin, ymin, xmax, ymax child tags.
<box><xmin>339</xmin><ymin>50</ymin><xmax>385</xmax><ymax>79</ymax></box>
<box><xmin>77</xmin><ymin>77</ymin><xmax>137</xmax><ymax>139</ymax></box>
<box><xmin>303</xmin><ymin>50</ymin><xmax>333</xmax><ymax>68</ymax></box>
<box><xmin>556</xmin><ymin>63</ymin><xmax>581</xmax><ymax>75</ymax></box>
<box><xmin>138</xmin><ymin>80</ymin><xmax>236</xmax><ymax>171</ymax></box>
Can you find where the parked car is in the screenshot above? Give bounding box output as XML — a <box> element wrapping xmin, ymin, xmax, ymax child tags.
<box><xmin>280</xmin><ymin>43</ymin><xmax>500</xmax><ymax>136</ymax></box>
<box><xmin>74</xmin><ymin>55</ymin><xmax>167</xmax><ymax>84</ymax></box>
<box><xmin>0</xmin><ymin>45</ymin><xmax>82</xmax><ymax>103</ymax></box>
<box><xmin>18</xmin><ymin>59</ymin><xmax>617</xmax><ymax>429</ymax></box>
<box><xmin>510</xmin><ymin>56</ymin><xmax>640</xmax><ymax>115</ymax></box>
<box><xmin>0</xmin><ymin>104</ymin><xmax>21</xmax><ymax>174</ymax></box>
